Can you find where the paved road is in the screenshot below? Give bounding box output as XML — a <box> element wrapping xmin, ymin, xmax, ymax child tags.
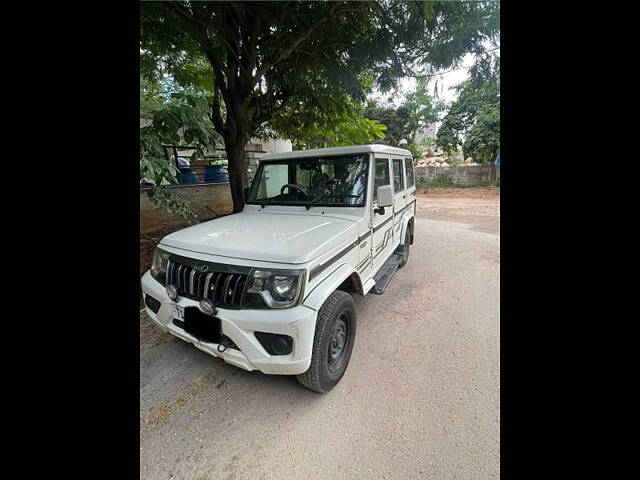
<box><xmin>140</xmin><ymin>198</ymin><xmax>500</xmax><ymax>479</ymax></box>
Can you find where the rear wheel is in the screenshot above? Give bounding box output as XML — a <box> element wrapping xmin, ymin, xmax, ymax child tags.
<box><xmin>297</xmin><ymin>290</ymin><xmax>356</xmax><ymax>393</ymax></box>
<box><xmin>398</xmin><ymin>227</ymin><xmax>411</xmax><ymax>268</ymax></box>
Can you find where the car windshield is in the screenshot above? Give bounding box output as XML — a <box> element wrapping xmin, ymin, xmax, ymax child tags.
<box><xmin>246</xmin><ymin>154</ymin><xmax>369</xmax><ymax>207</ymax></box>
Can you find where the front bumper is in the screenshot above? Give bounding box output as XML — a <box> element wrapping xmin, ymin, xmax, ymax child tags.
<box><xmin>140</xmin><ymin>271</ymin><xmax>317</xmax><ymax>375</ymax></box>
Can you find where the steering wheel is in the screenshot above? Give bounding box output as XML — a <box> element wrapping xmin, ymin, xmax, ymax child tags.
<box><xmin>280</xmin><ymin>183</ymin><xmax>309</xmax><ymax>197</ymax></box>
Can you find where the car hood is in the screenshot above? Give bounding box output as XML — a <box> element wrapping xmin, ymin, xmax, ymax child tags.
<box><xmin>160</xmin><ymin>211</ymin><xmax>358</xmax><ymax>264</ymax></box>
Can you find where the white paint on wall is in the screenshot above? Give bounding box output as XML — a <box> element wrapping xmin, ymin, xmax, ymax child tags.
<box><xmin>250</xmin><ymin>137</ymin><xmax>292</xmax><ymax>154</ymax></box>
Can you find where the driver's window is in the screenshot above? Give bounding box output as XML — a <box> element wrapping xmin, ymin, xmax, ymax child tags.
<box><xmin>373</xmin><ymin>157</ymin><xmax>390</xmax><ymax>203</ymax></box>
<box><xmin>256</xmin><ymin>162</ymin><xmax>288</xmax><ymax>200</ymax></box>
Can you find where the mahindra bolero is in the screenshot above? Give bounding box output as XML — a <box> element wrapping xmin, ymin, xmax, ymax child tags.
<box><xmin>141</xmin><ymin>144</ymin><xmax>416</xmax><ymax>392</ymax></box>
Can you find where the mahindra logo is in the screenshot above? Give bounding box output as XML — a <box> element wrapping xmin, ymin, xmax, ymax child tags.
<box><xmin>194</xmin><ymin>264</ymin><xmax>209</xmax><ymax>273</ymax></box>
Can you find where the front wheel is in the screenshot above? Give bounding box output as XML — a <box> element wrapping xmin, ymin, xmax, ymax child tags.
<box><xmin>297</xmin><ymin>290</ymin><xmax>356</xmax><ymax>393</ymax></box>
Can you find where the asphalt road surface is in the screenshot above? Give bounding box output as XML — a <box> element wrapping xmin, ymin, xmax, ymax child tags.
<box><xmin>140</xmin><ymin>193</ymin><xmax>500</xmax><ymax>480</ymax></box>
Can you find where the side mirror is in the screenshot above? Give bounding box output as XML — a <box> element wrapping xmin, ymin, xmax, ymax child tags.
<box><xmin>374</xmin><ymin>185</ymin><xmax>393</xmax><ymax>214</ymax></box>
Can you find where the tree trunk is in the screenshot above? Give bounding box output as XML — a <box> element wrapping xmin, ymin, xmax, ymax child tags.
<box><xmin>225</xmin><ymin>141</ymin><xmax>247</xmax><ymax>213</ymax></box>
<box><xmin>490</xmin><ymin>145</ymin><xmax>498</xmax><ymax>163</ymax></box>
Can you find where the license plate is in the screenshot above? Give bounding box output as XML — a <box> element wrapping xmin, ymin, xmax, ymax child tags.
<box><xmin>171</xmin><ymin>303</ymin><xmax>185</xmax><ymax>321</ymax></box>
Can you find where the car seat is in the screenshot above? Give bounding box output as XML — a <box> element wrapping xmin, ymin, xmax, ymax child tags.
<box><xmin>308</xmin><ymin>172</ymin><xmax>329</xmax><ymax>198</ymax></box>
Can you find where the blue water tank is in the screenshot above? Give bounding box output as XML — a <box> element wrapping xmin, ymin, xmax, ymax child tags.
<box><xmin>178</xmin><ymin>168</ymin><xmax>199</xmax><ymax>184</ymax></box>
<box><xmin>204</xmin><ymin>164</ymin><xmax>229</xmax><ymax>183</ymax></box>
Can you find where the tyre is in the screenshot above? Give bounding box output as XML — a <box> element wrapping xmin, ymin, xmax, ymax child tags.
<box><xmin>398</xmin><ymin>227</ymin><xmax>411</xmax><ymax>268</ymax></box>
<box><xmin>297</xmin><ymin>290</ymin><xmax>357</xmax><ymax>393</ymax></box>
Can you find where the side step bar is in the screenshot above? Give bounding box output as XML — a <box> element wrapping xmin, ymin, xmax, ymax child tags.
<box><xmin>371</xmin><ymin>252</ymin><xmax>403</xmax><ymax>295</ymax></box>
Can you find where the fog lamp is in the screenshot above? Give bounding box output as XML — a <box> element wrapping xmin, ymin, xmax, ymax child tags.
<box><xmin>254</xmin><ymin>332</ymin><xmax>293</xmax><ymax>355</ymax></box>
<box><xmin>199</xmin><ymin>299</ymin><xmax>216</xmax><ymax>316</ymax></box>
<box><xmin>166</xmin><ymin>284</ymin><xmax>179</xmax><ymax>301</ymax></box>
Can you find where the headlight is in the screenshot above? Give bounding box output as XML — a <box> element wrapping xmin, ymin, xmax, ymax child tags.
<box><xmin>245</xmin><ymin>269</ymin><xmax>306</xmax><ymax>309</ymax></box>
<box><xmin>150</xmin><ymin>247</ymin><xmax>170</xmax><ymax>284</ymax></box>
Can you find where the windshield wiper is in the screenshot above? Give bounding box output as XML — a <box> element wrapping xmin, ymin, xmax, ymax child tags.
<box><xmin>259</xmin><ymin>199</ymin><xmax>277</xmax><ymax>209</ymax></box>
<box><xmin>258</xmin><ymin>195</ymin><xmax>336</xmax><ymax>210</ymax></box>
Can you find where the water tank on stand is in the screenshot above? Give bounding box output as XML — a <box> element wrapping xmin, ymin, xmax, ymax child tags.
<box><xmin>203</xmin><ymin>164</ymin><xmax>228</xmax><ymax>183</ymax></box>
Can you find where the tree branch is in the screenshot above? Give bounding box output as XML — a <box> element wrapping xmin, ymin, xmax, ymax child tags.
<box><xmin>253</xmin><ymin>16</ymin><xmax>329</xmax><ymax>85</ymax></box>
<box><xmin>165</xmin><ymin>1</ymin><xmax>207</xmax><ymax>30</ymax></box>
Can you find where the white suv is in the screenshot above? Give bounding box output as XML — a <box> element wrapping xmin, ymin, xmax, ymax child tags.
<box><xmin>141</xmin><ymin>145</ymin><xmax>416</xmax><ymax>392</ymax></box>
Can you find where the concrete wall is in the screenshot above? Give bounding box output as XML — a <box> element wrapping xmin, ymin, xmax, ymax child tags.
<box><xmin>140</xmin><ymin>183</ymin><xmax>233</xmax><ymax>234</ymax></box>
<box><xmin>256</xmin><ymin>137</ymin><xmax>293</xmax><ymax>154</ymax></box>
<box><xmin>415</xmin><ymin>164</ymin><xmax>500</xmax><ymax>186</ymax></box>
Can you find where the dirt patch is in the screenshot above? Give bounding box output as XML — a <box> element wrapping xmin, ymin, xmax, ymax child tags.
<box><xmin>416</xmin><ymin>187</ymin><xmax>500</xmax><ymax>235</ymax></box>
<box><xmin>140</xmin><ymin>311</ymin><xmax>174</xmax><ymax>353</ymax></box>
<box><xmin>140</xmin><ymin>369</ymin><xmax>220</xmax><ymax>429</ymax></box>
<box><xmin>417</xmin><ymin>185</ymin><xmax>499</xmax><ymax>198</ymax></box>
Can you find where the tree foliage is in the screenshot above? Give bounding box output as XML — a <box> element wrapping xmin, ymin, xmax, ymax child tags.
<box><xmin>365</xmin><ymin>102</ymin><xmax>419</xmax><ymax>147</ymax></box>
<box><xmin>364</xmin><ymin>78</ymin><xmax>443</xmax><ymax>156</ymax></box>
<box><xmin>263</xmin><ymin>85</ymin><xmax>388</xmax><ymax>149</ymax></box>
<box><xmin>140</xmin><ymin>79</ymin><xmax>221</xmax><ymax>221</ymax></box>
<box><xmin>436</xmin><ymin>53</ymin><xmax>500</xmax><ymax>163</ymax></box>
<box><xmin>141</xmin><ymin>1</ymin><xmax>499</xmax><ymax>211</ymax></box>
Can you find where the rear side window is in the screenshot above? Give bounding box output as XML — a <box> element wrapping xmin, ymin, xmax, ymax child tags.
<box><xmin>373</xmin><ymin>157</ymin><xmax>390</xmax><ymax>203</ymax></box>
<box><xmin>393</xmin><ymin>158</ymin><xmax>404</xmax><ymax>193</ymax></box>
<box><xmin>404</xmin><ymin>157</ymin><xmax>415</xmax><ymax>188</ymax></box>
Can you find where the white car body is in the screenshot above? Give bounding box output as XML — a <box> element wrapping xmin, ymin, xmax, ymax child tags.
<box><xmin>141</xmin><ymin>144</ymin><xmax>416</xmax><ymax>376</ymax></box>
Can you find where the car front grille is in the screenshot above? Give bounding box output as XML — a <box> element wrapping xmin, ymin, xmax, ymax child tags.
<box><xmin>165</xmin><ymin>258</ymin><xmax>249</xmax><ymax>308</ymax></box>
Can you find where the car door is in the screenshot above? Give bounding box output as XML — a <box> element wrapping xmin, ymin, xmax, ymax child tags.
<box><xmin>371</xmin><ymin>156</ymin><xmax>394</xmax><ymax>269</ymax></box>
<box><xmin>391</xmin><ymin>156</ymin><xmax>406</xmax><ymax>247</ymax></box>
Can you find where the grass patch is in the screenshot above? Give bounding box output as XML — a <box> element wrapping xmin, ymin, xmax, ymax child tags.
<box><xmin>416</xmin><ymin>179</ymin><xmax>491</xmax><ymax>189</ymax></box>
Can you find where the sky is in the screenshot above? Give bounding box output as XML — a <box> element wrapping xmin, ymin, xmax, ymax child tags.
<box><xmin>368</xmin><ymin>46</ymin><xmax>499</xmax><ymax>129</ymax></box>
<box><xmin>373</xmin><ymin>52</ymin><xmax>477</xmax><ymax>107</ymax></box>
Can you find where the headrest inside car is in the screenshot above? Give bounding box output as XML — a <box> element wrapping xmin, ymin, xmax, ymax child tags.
<box><xmin>312</xmin><ymin>172</ymin><xmax>329</xmax><ymax>186</ymax></box>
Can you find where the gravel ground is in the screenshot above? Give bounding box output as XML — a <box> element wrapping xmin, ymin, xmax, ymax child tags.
<box><xmin>140</xmin><ymin>191</ymin><xmax>500</xmax><ymax>480</ymax></box>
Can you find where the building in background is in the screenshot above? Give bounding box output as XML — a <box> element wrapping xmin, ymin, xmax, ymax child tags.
<box><xmin>415</xmin><ymin>122</ymin><xmax>438</xmax><ymax>143</ymax></box>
